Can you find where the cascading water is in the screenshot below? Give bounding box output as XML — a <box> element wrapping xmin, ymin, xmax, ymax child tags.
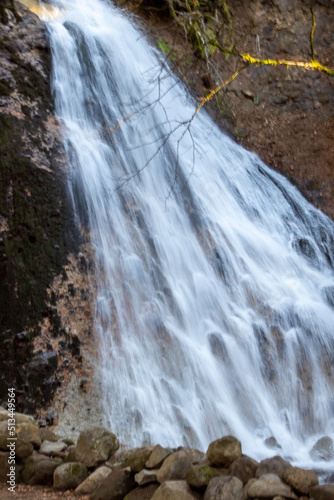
<box><xmin>47</xmin><ymin>0</ymin><xmax>334</xmax><ymax>468</ymax></box>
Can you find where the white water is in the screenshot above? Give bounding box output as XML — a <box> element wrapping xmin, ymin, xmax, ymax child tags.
<box><xmin>48</xmin><ymin>0</ymin><xmax>334</xmax><ymax>469</ymax></box>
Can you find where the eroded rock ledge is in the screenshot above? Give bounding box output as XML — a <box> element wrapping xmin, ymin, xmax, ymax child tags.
<box><xmin>0</xmin><ymin>411</ymin><xmax>333</xmax><ymax>500</ymax></box>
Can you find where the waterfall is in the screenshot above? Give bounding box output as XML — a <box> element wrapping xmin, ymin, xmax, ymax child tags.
<box><xmin>48</xmin><ymin>0</ymin><xmax>334</xmax><ymax>468</ymax></box>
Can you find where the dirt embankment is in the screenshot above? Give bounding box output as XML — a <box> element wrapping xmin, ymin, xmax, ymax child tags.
<box><xmin>118</xmin><ymin>0</ymin><xmax>334</xmax><ymax>220</ymax></box>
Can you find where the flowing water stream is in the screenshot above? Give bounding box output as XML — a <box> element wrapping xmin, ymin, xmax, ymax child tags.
<box><xmin>46</xmin><ymin>0</ymin><xmax>334</xmax><ymax>469</ymax></box>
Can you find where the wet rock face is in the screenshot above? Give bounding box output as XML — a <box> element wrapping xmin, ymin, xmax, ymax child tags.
<box><xmin>0</xmin><ymin>2</ymin><xmax>77</xmax><ymax>411</ymax></box>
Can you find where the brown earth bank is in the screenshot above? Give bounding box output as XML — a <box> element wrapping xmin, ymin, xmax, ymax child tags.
<box><xmin>116</xmin><ymin>0</ymin><xmax>334</xmax><ymax>220</ymax></box>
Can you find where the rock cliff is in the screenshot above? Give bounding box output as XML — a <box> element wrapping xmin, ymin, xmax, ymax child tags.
<box><xmin>0</xmin><ymin>1</ymin><xmax>97</xmax><ymax>421</ymax></box>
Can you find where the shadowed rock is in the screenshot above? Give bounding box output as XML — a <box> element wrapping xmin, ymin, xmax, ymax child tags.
<box><xmin>146</xmin><ymin>444</ymin><xmax>171</xmax><ymax>469</ymax></box>
<box><xmin>21</xmin><ymin>453</ymin><xmax>62</xmax><ymax>485</ymax></box>
<box><xmin>204</xmin><ymin>476</ymin><xmax>244</xmax><ymax>500</ymax></box>
<box><xmin>229</xmin><ymin>455</ymin><xmax>258</xmax><ymax>485</ymax></box>
<box><xmin>53</xmin><ymin>462</ymin><xmax>87</xmax><ymax>490</ymax></box>
<box><xmin>156</xmin><ymin>450</ymin><xmax>192</xmax><ymax>483</ymax></box>
<box><xmin>255</xmin><ymin>455</ymin><xmax>291</xmax><ymax>479</ymax></box>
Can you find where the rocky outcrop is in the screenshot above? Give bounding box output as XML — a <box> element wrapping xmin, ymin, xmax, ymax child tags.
<box><xmin>0</xmin><ymin>1</ymin><xmax>100</xmax><ymax>431</ymax></box>
<box><xmin>0</xmin><ymin>0</ymin><xmax>78</xmax><ymax>411</ymax></box>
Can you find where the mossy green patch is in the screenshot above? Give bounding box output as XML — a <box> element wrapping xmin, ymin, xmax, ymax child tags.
<box><xmin>156</xmin><ymin>38</ymin><xmax>177</xmax><ymax>62</ymax></box>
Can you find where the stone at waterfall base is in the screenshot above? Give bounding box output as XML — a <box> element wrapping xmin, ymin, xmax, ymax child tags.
<box><xmin>204</xmin><ymin>476</ymin><xmax>244</xmax><ymax>500</ymax></box>
<box><xmin>75</xmin><ymin>426</ymin><xmax>119</xmax><ymax>467</ymax></box>
<box><xmin>91</xmin><ymin>468</ymin><xmax>136</xmax><ymax>500</ymax></box>
<box><xmin>247</xmin><ymin>473</ymin><xmax>298</xmax><ymax>499</ymax></box>
<box><xmin>206</xmin><ymin>436</ymin><xmax>242</xmax><ymax>467</ymax></box>
<box><xmin>21</xmin><ymin>453</ymin><xmax>62</xmax><ymax>485</ymax></box>
<box><xmin>156</xmin><ymin>451</ymin><xmax>192</xmax><ymax>483</ymax></box>
<box><xmin>75</xmin><ymin>465</ymin><xmax>111</xmax><ymax>495</ymax></box>
<box><xmin>282</xmin><ymin>466</ymin><xmax>319</xmax><ymax>495</ymax></box>
<box><xmin>151</xmin><ymin>480</ymin><xmax>202</xmax><ymax>500</ymax></box>
<box><xmin>53</xmin><ymin>462</ymin><xmax>87</xmax><ymax>490</ymax></box>
<box><xmin>310</xmin><ymin>484</ymin><xmax>334</xmax><ymax>500</ymax></box>
<box><xmin>229</xmin><ymin>455</ymin><xmax>259</xmax><ymax>485</ymax></box>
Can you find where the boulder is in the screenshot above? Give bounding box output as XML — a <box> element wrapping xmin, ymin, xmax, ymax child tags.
<box><xmin>75</xmin><ymin>465</ymin><xmax>112</xmax><ymax>495</ymax></box>
<box><xmin>21</xmin><ymin>453</ymin><xmax>62</xmax><ymax>485</ymax></box>
<box><xmin>264</xmin><ymin>437</ymin><xmax>282</xmax><ymax>450</ymax></box>
<box><xmin>63</xmin><ymin>445</ymin><xmax>77</xmax><ymax>463</ymax></box>
<box><xmin>156</xmin><ymin>450</ymin><xmax>192</xmax><ymax>483</ymax></box>
<box><xmin>75</xmin><ymin>426</ymin><xmax>119</xmax><ymax>467</ymax></box>
<box><xmin>135</xmin><ymin>468</ymin><xmax>158</xmax><ymax>485</ymax></box>
<box><xmin>40</xmin><ymin>440</ymin><xmax>67</xmax><ymax>457</ymax></box>
<box><xmin>151</xmin><ymin>480</ymin><xmax>202</xmax><ymax>500</ymax></box>
<box><xmin>16</xmin><ymin>423</ymin><xmax>42</xmax><ymax>448</ymax></box>
<box><xmin>207</xmin><ymin>436</ymin><xmax>242</xmax><ymax>467</ymax></box>
<box><xmin>255</xmin><ymin>455</ymin><xmax>291</xmax><ymax>479</ymax></box>
<box><xmin>282</xmin><ymin>466</ymin><xmax>319</xmax><ymax>495</ymax></box>
<box><xmin>146</xmin><ymin>445</ymin><xmax>171</xmax><ymax>469</ymax></box>
<box><xmin>229</xmin><ymin>455</ymin><xmax>258</xmax><ymax>485</ymax></box>
<box><xmin>310</xmin><ymin>437</ymin><xmax>334</xmax><ymax>461</ymax></box>
<box><xmin>310</xmin><ymin>484</ymin><xmax>334</xmax><ymax>500</ymax></box>
<box><xmin>186</xmin><ymin>464</ymin><xmax>219</xmax><ymax>490</ymax></box>
<box><xmin>182</xmin><ymin>448</ymin><xmax>206</xmax><ymax>465</ymax></box>
<box><xmin>204</xmin><ymin>475</ymin><xmax>244</xmax><ymax>500</ymax></box>
<box><xmin>247</xmin><ymin>473</ymin><xmax>298</xmax><ymax>499</ymax></box>
<box><xmin>106</xmin><ymin>448</ymin><xmax>133</xmax><ymax>469</ymax></box>
<box><xmin>0</xmin><ymin>422</ymin><xmax>34</xmax><ymax>459</ymax></box>
<box><xmin>0</xmin><ymin>410</ymin><xmax>36</xmax><ymax>426</ymax></box>
<box><xmin>91</xmin><ymin>468</ymin><xmax>136</xmax><ymax>500</ymax></box>
<box><xmin>244</xmin><ymin>478</ymin><xmax>257</xmax><ymax>498</ymax></box>
<box><xmin>0</xmin><ymin>451</ymin><xmax>10</xmax><ymax>483</ymax></box>
<box><xmin>39</xmin><ymin>428</ymin><xmax>58</xmax><ymax>442</ymax></box>
<box><xmin>53</xmin><ymin>462</ymin><xmax>88</xmax><ymax>490</ymax></box>
<box><xmin>125</xmin><ymin>484</ymin><xmax>159</xmax><ymax>500</ymax></box>
<box><xmin>15</xmin><ymin>440</ymin><xmax>34</xmax><ymax>460</ymax></box>
<box><xmin>129</xmin><ymin>447</ymin><xmax>154</xmax><ymax>472</ymax></box>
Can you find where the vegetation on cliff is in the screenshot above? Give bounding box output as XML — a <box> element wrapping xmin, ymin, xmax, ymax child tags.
<box><xmin>119</xmin><ymin>0</ymin><xmax>334</xmax><ymax>219</ymax></box>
